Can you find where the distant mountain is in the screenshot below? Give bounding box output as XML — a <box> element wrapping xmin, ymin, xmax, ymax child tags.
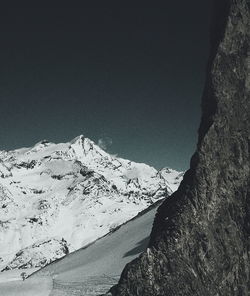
<box><xmin>0</xmin><ymin>135</ymin><xmax>183</xmax><ymax>271</ymax></box>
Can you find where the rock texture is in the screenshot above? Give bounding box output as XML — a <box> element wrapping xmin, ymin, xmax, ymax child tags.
<box><xmin>109</xmin><ymin>1</ymin><xmax>250</xmax><ymax>295</ymax></box>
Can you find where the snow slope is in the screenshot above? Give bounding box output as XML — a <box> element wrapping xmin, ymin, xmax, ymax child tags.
<box><xmin>32</xmin><ymin>202</ymin><xmax>160</xmax><ymax>295</ymax></box>
<box><xmin>0</xmin><ymin>269</ymin><xmax>52</xmax><ymax>296</ymax></box>
<box><xmin>0</xmin><ymin>136</ymin><xmax>183</xmax><ymax>271</ymax></box>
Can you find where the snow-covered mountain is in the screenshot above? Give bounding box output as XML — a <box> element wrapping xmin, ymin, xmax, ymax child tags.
<box><xmin>0</xmin><ymin>135</ymin><xmax>183</xmax><ymax>271</ymax></box>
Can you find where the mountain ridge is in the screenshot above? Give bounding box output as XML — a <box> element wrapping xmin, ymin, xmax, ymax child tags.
<box><xmin>0</xmin><ymin>135</ymin><xmax>182</xmax><ymax>272</ymax></box>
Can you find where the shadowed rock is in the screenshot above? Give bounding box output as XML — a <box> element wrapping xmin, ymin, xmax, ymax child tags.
<box><xmin>109</xmin><ymin>0</ymin><xmax>250</xmax><ymax>295</ymax></box>
<box><xmin>123</xmin><ymin>237</ymin><xmax>150</xmax><ymax>258</ymax></box>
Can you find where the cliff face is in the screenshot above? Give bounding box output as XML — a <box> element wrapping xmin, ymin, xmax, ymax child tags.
<box><xmin>110</xmin><ymin>1</ymin><xmax>250</xmax><ymax>295</ymax></box>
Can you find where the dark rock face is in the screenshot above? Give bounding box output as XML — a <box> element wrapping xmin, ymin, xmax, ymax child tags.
<box><xmin>110</xmin><ymin>1</ymin><xmax>250</xmax><ymax>295</ymax></box>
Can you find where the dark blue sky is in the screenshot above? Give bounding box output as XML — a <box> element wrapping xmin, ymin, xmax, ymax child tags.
<box><xmin>0</xmin><ymin>3</ymin><xmax>212</xmax><ymax>170</ymax></box>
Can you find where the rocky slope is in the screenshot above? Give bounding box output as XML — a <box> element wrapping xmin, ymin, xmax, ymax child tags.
<box><xmin>0</xmin><ymin>135</ymin><xmax>182</xmax><ymax>271</ymax></box>
<box><xmin>109</xmin><ymin>1</ymin><xmax>250</xmax><ymax>295</ymax></box>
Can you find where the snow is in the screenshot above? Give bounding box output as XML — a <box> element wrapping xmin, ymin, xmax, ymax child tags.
<box><xmin>0</xmin><ymin>135</ymin><xmax>183</xmax><ymax>272</ymax></box>
<box><xmin>159</xmin><ymin>167</ymin><xmax>184</xmax><ymax>193</ymax></box>
<box><xmin>0</xmin><ymin>269</ymin><xmax>52</xmax><ymax>296</ymax></box>
<box><xmin>0</xmin><ymin>277</ymin><xmax>52</xmax><ymax>296</ymax></box>
<box><xmin>32</xmin><ymin>203</ymin><xmax>160</xmax><ymax>295</ymax></box>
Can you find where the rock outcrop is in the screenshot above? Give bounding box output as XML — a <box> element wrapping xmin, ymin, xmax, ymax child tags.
<box><xmin>109</xmin><ymin>1</ymin><xmax>250</xmax><ymax>295</ymax></box>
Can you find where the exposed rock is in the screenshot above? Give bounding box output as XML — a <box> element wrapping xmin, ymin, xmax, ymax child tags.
<box><xmin>109</xmin><ymin>1</ymin><xmax>250</xmax><ymax>295</ymax></box>
<box><xmin>1</xmin><ymin>238</ymin><xmax>69</xmax><ymax>271</ymax></box>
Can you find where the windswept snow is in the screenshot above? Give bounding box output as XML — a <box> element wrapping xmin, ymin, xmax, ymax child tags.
<box><xmin>32</xmin><ymin>203</ymin><xmax>160</xmax><ymax>295</ymax></box>
<box><xmin>0</xmin><ymin>203</ymin><xmax>159</xmax><ymax>296</ymax></box>
<box><xmin>0</xmin><ymin>269</ymin><xmax>52</xmax><ymax>296</ymax></box>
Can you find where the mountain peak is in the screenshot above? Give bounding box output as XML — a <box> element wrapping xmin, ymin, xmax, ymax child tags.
<box><xmin>0</xmin><ymin>136</ymin><xmax>183</xmax><ymax>271</ymax></box>
<box><xmin>35</xmin><ymin>139</ymin><xmax>50</xmax><ymax>146</ymax></box>
<box><xmin>70</xmin><ymin>134</ymin><xmax>85</xmax><ymax>144</ymax></box>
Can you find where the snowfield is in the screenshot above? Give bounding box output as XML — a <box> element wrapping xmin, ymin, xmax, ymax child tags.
<box><xmin>0</xmin><ymin>269</ymin><xmax>52</xmax><ymax>296</ymax></box>
<box><xmin>0</xmin><ymin>203</ymin><xmax>159</xmax><ymax>295</ymax></box>
<box><xmin>0</xmin><ymin>135</ymin><xmax>183</xmax><ymax>272</ymax></box>
<box><xmin>32</xmin><ymin>202</ymin><xmax>160</xmax><ymax>295</ymax></box>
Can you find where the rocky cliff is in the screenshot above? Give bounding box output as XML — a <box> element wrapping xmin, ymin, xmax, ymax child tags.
<box><xmin>109</xmin><ymin>1</ymin><xmax>250</xmax><ymax>295</ymax></box>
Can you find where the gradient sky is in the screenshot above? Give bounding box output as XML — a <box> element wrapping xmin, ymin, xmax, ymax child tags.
<box><xmin>0</xmin><ymin>3</ymin><xmax>212</xmax><ymax>170</ymax></box>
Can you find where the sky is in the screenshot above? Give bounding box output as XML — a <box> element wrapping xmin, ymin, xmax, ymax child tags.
<box><xmin>0</xmin><ymin>3</ymin><xmax>212</xmax><ymax>171</ymax></box>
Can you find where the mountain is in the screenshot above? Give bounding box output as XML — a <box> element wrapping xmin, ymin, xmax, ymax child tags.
<box><xmin>0</xmin><ymin>135</ymin><xmax>182</xmax><ymax>272</ymax></box>
<box><xmin>108</xmin><ymin>1</ymin><xmax>250</xmax><ymax>295</ymax></box>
